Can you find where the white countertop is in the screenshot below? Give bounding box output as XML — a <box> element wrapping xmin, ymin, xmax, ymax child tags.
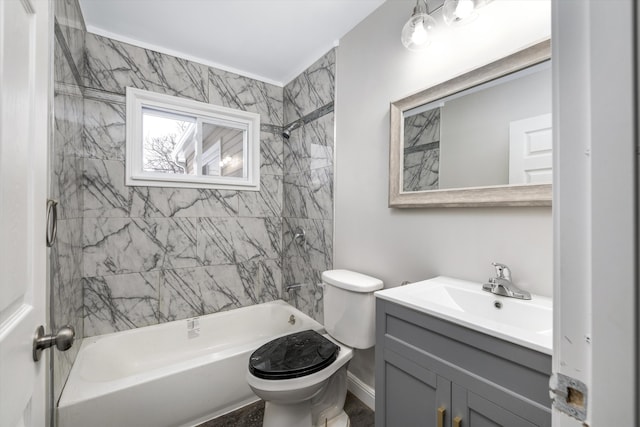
<box><xmin>375</xmin><ymin>276</ymin><xmax>553</xmax><ymax>355</ymax></box>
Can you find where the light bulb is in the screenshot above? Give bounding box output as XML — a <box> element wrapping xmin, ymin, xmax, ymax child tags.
<box><xmin>443</xmin><ymin>0</ymin><xmax>478</xmax><ymax>26</ymax></box>
<box><xmin>411</xmin><ymin>21</ymin><xmax>428</xmax><ymax>45</ymax></box>
<box><xmin>455</xmin><ymin>0</ymin><xmax>474</xmax><ymax>20</ymax></box>
<box><xmin>401</xmin><ymin>11</ymin><xmax>436</xmax><ymax>51</ymax></box>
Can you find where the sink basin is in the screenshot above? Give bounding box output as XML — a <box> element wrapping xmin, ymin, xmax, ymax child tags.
<box><xmin>375</xmin><ymin>276</ymin><xmax>552</xmax><ymax>354</ymax></box>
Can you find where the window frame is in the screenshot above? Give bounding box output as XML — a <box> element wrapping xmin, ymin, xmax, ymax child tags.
<box><xmin>126</xmin><ymin>87</ymin><xmax>260</xmax><ymax>191</ymax></box>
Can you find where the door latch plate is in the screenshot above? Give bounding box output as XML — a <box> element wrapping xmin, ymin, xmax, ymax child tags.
<box><xmin>549</xmin><ymin>373</ymin><xmax>588</xmax><ymax>421</ymax></box>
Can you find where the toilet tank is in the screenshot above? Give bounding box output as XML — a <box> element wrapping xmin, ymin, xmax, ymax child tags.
<box><xmin>322</xmin><ymin>270</ymin><xmax>383</xmax><ymax>349</ymax></box>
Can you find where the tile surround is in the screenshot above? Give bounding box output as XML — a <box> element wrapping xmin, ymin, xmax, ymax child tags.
<box><xmin>52</xmin><ymin>6</ymin><xmax>335</xmax><ymax>340</ymax></box>
<box><xmin>53</xmin><ymin>93</ymin><xmax>84</xmax><ymax>221</ymax></box>
<box><xmin>158</xmin><ymin>260</ymin><xmax>282</xmax><ymax>322</ymax></box>
<box><xmin>283</xmin><ymin>167</ymin><xmax>334</xmax><ymax>220</ymax></box>
<box><xmin>80</xmin><ymin>33</ymin><xmax>293</xmax><ymax>336</ymax></box>
<box><xmin>84</xmin><ymin>33</ymin><xmax>208</xmax><ymax>102</ymax></box>
<box><xmin>284</xmin><ymin>49</ymin><xmax>336</xmax><ymax>122</ymax></box>
<box><xmin>209</xmin><ymin>68</ymin><xmax>284</xmax><ymax>126</ymax></box>
<box><xmin>83</xmin><ymin>98</ymin><xmax>126</xmax><ymax>161</ymax></box>
<box><xmin>83</xmin><ymin>272</ymin><xmax>160</xmax><ymax>336</ymax></box>
<box><xmin>282</xmin><ymin>50</ymin><xmax>336</xmax><ymax>321</ymax></box>
<box><xmin>284</xmin><ymin>113</ymin><xmax>334</xmax><ymax>175</ymax></box>
<box><xmin>51</xmin><ymin>0</ymin><xmax>85</xmax><ymax>407</ymax></box>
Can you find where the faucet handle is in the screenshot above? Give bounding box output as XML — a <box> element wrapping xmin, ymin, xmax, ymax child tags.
<box><xmin>491</xmin><ymin>262</ymin><xmax>512</xmax><ymax>280</ymax></box>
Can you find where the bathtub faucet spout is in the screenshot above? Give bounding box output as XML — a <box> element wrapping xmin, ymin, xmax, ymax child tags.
<box><xmin>285</xmin><ymin>283</ymin><xmax>304</xmax><ymax>293</ymax></box>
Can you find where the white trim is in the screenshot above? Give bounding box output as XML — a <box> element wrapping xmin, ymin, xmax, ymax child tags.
<box><xmin>346</xmin><ymin>371</ymin><xmax>375</xmax><ymax>411</ymax></box>
<box><xmin>126</xmin><ymin>87</ymin><xmax>260</xmax><ymax>191</ymax></box>
<box><xmin>86</xmin><ymin>25</ymin><xmax>284</xmax><ymax>87</ymax></box>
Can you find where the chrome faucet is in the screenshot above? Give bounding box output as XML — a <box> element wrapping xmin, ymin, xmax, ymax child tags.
<box><xmin>482</xmin><ymin>262</ymin><xmax>531</xmax><ymax>300</ymax></box>
<box><xmin>285</xmin><ymin>283</ymin><xmax>304</xmax><ymax>293</ymax></box>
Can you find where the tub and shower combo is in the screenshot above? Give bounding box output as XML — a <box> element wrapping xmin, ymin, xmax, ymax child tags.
<box><xmin>58</xmin><ymin>301</ymin><xmax>322</xmax><ymax>427</ymax></box>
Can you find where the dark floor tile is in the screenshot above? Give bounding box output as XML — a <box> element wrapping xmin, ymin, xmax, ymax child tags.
<box><xmin>197</xmin><ymin>400</ymin><xmax>265</xmax><ymax>427</ymax></box>
<box><xmin>344</xmin><ymin>392</ymin><xmax>375</xmax><ymax>426</ymax></box>
<box><xmin>197</xmin><ymin>392</ymin><xmax>374</xmax><ymax>427</ymax></box>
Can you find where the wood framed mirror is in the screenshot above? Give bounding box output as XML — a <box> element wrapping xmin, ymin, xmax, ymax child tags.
<box><xmin>389</xmin><ymin>39</ymin><xmax>551</xmax><ymax>208</ymax></box>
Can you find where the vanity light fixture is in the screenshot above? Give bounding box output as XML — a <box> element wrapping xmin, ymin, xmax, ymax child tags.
<box><xmin>402</xmin><ymin>0</ymin><xmax>493</xmax><ymax>51</ymax></box>
<box><xmin>442</xmin><ymin>0</ymin><xmax>478</xmax><ymax>25</ymax></box>
<box><xmin>401</xmin><ymin>0</ymin><xmax>437</xmax><ymax>51</ymax></box>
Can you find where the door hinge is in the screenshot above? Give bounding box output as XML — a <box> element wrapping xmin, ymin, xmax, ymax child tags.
<box><xmin>549</xmin><ymin>373</ymin><xmax>588</xmax><ymax>422</ymax></box>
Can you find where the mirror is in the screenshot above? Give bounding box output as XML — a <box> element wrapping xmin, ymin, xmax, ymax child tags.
<box><xmin>390</xmin><ymin>40</ymin><xmax>551</xmax><ymax>208</ymax></box>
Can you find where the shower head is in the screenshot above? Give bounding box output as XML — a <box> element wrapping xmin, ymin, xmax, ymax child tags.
<box><xmin>282</xmin><ymin>120</ymin><xmax>301</xmax><ymax>140</ymax></box>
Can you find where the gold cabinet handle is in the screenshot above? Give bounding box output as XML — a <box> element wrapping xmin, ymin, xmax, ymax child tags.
<box><xmin>453</xmin><ymin>415</ymin><xmax>462</xmax><ymax>427</ymax></box>
<box><xmin>437</xmin><ymin>406</ymin><xmax>445</xmax><ymax>427</ymax></box>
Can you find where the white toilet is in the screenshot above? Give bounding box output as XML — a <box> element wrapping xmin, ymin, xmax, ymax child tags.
<box><xmin>246</xmin><ymin>269</ymin><xmax>383</xmax><ymax>427</ymax></box>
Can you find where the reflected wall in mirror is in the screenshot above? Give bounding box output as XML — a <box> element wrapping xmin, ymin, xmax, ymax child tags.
<box><xmin>390</xmin><ymin>39</ymin><xmax>552</xmax><ymax>208</ymax></box>
<box><xmin>403</xmin><ymin>108</ymin><xmax>440</xmax><ymax>191</ymax></box>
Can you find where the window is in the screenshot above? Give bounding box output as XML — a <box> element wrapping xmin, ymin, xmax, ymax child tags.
<box><xmin>126</xmin><ymin>87</ymin><xmax>260</xmax><ymax>190</ymax></box>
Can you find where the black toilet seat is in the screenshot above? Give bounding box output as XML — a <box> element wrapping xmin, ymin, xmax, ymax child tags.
<box><xmin>248</xmin><ymin>330</ymin><xmax>340</xmax><ymax>380</ymax></box>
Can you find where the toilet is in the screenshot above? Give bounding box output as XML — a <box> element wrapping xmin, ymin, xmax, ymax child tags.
<box><xmin>246</xmin><ymin>269</ymin><xmax>383</xmax><ymax>427</ymax></box>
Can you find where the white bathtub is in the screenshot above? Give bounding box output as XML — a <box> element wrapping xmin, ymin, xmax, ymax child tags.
<box><xmin>58</xmin><ymin>300</ymin><xmax>323</xmax><ymax>427</ymax></box>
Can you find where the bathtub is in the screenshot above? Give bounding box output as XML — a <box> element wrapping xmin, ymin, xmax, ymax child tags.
<box><xmin>58</xmin><ymin>300</ymin><xmax>323</xmax><ymax>427</ymax></box>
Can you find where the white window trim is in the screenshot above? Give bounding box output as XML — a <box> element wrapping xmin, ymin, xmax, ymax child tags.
<box><xmin>126</xmin><ymin>87</ymin><xmax>260</xmax><ymax>191</ymax></box>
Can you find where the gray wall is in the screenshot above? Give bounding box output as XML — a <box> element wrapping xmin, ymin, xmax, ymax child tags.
<box><xmin>335</xmin><ymin>0</ymin><xmax>551</xmax><ymax>389</ymax></box>
<box><xmin>51</xmin><ymin>0</ymin><xmax>86</xmax><ymax>406</ymax></box>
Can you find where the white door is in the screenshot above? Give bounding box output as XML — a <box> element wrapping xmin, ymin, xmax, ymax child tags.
<box><xmin>508</xmin><ymin>113</ymin><xmax>552</xmax><ymax>184</ymax></box>
<box><xmin>0</xmin><ymin>0</ymin><xmax>51</xmax><ymax>426</ymax></box>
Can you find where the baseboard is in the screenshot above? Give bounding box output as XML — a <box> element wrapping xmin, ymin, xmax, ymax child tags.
<box><xmin>347</xmin><ymin>371</ymin><xmax>375</xmax><ymax>411</ymax></box>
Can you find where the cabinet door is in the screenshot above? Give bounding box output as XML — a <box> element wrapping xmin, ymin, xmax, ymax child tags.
<box><xmin>453</xmin><ymin>385</ymin><xmax>538</xmax><ymax>427</ymax></box>
<box><xmin>382</xmin><ymin>350</ymin><xmax>451</xmax><ymax>426</ymax></box>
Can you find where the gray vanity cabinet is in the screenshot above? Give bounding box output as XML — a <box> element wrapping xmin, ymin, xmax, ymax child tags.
<box><xmin>375</xmin><ymin>299</ymin><xmax>551</xmax><ymax>427</ymax></box>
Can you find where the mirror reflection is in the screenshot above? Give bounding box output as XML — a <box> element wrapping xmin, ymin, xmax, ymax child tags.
<box><xmin>402</xmin><ymin>62</ymin><xmax>551</xmax><ymax>193</ymax></box>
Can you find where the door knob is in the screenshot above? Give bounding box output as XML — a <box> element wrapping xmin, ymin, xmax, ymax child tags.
<box><xmin>32</xmin><ymin>325</ymin><xmax>75</xmax><ymax>362</ymax></box>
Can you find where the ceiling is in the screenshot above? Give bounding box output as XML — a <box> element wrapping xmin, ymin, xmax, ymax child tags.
<box><xmin>78</xmin><ymin>0</ymin><xmax>386</xmax><ymax>86</ymax></box>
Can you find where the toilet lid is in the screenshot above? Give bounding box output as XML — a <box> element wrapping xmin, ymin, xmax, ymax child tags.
<box><xmin>249</xmin><ymin>330</ymin><xmax>340</xmax><ymax>380</ymax></box>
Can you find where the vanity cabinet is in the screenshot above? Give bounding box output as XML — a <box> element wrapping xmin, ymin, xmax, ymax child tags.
<box><xmin>375</xmin><ymin>299</ymin><xmax>552</xmax><ymax>427</ymax></box>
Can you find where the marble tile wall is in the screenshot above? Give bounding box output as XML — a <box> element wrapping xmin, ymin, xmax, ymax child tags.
<box><xmin>52</xmin><ymin>0</ymin><xmax>85</xmax><ymax>407</ymax></box>
<box><xmin>81</xmin><ymin>33</ymin><xmax>285</xmax><ymax>337</ymax></box>
<box><xmin>282</xmin><ymin>50</ymin><xmax>336</xmax><ymax>322</ymax></box>
<box><xmin>53</xmin><ymin>7</ymin><xmax>333</xmax><ymax>345</ymax></box>
<box><xmin>403</xmin><ymin>109</ymin><xmax>440</xmax><ymax>191</ymax></box>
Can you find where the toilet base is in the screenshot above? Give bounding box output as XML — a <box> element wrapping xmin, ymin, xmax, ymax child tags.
<box><xmin>262</xmin><ymin>402</ymin><xmax>350</xmax><ymax>427</ymax></box>
<box><xmin>323</xmin><ymin>411</ymin><xmax>350</xmax><ymax>427</ymax></box>
<box><xmin>263</xmin><ymin>400</ymin><xmax>311</xmax><ymax>427</ymax></box>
